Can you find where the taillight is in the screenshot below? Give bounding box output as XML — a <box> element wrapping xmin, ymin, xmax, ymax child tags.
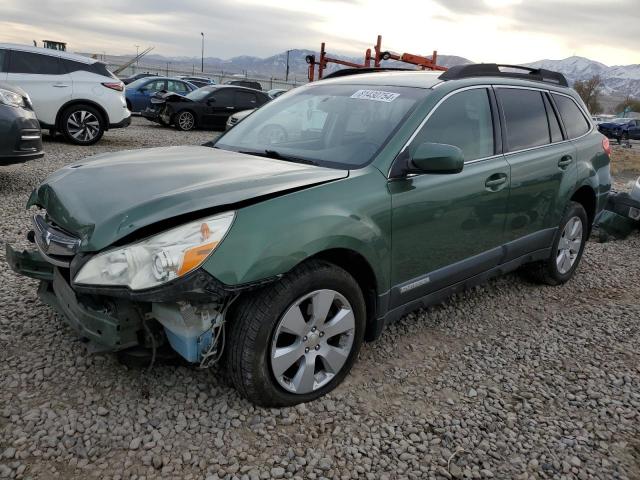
<box><xmin>102</xmin><ymin>82</ymin><xmax>124</xmax><ymax>92</ymax></box>
<box><xmin>602</xmin><ymin>136</ymin><xmax>611</xmax><ymax>156</ymax></box>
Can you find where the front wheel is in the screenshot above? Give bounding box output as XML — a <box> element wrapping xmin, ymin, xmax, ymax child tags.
<box><xmin>524</xmin><ymin>201</ymin><xmax>588</xmax><ymax>285</ymax></box>
<box><xmin>226</xmin><ymin>260</ymin><xmax>366</xmax><ymax>406</ymax></box>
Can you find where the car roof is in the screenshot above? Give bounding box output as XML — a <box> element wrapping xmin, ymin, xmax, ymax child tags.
<box><xmin>318</xmin><ymin>70</ymin><xmax>443</xmax><ymax>89</ymax></box>
<box><xmin>316</xmin><ymin>68</ymin><xmax>574</xmax><ymax>94</ymax></box>
<box><xmin>0</xmin><ymin>43</ymin><xmax>99</xmax><ymax>65</ymax></box>
<box><xmin>206</xmin><ymin>84</ymin><xmax>265</xmax><ymax>93</ymax></box>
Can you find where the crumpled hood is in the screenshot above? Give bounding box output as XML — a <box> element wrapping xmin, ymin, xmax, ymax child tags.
<box><xmin>30</xmin><ymin>146</ymin><xmax>347</xmax><ymax>251</ymax></box>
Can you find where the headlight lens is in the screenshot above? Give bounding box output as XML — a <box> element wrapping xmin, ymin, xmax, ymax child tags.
<box><xmin>74</xmin><ymin>212</ymin><xmax>235</xmax><ymax>290</ymax></box>
<box><xmin>0</xmin><ymin>88</ymin><xmax>26</xmax><ymax>108</ymax></box>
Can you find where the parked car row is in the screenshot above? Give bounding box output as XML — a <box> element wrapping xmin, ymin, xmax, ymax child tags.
<box><xmin>0</xmin><ymin>42</ymin><xmax>291</xmax><ymax>155</ymax></box>
<box><xmin>598</xmin><ymin>117</ymin><xmax>640</xmax><ymax>143</ymax></box>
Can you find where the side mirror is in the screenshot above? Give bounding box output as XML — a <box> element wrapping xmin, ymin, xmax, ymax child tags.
<box><xmin>408</xmin><ymin>142</ymin><xmax>464</xmax><ymax>175</ymax></box>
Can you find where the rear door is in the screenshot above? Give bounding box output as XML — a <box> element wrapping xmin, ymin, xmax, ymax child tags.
<box><xmin>496</xmin><ymin>87</ymin><xmax>577</xmax><ymax>250</ymax></box>
<box><xmin>389</xmin><ymin>87</ymin><xmax>511</xmax><ymax>308</ymax></box>
<box><xmin>6</xmin><ymin>49</ymin><xmax>72</xmax><ymax>125</ymax></box>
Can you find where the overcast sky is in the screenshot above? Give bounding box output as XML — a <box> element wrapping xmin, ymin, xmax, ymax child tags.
<box><xmin>1</xmin><ymin>0</ymin><xmax>639</xmax><ymax>65</ymax></box>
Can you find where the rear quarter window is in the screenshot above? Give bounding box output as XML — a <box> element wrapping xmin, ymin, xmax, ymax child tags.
<box><xmin>552</xmin><ymin>94</ymin><xmax>591</xmax><ymax>139</ymax></box>
<box><xmin>498</xmin><ymin>88</ymin><xmax>550</xmax><ymax>151</ymax></box>
<box><xmin>8</xmin><ymin>50</ymin><xmax>65</xmax><ymax>75</ymax></box>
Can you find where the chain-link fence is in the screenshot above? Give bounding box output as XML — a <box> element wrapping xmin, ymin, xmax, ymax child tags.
<box><xmin>109</xmin><ymin>62</ymin><xmax>305</xmax><ymax>91</ymax></box>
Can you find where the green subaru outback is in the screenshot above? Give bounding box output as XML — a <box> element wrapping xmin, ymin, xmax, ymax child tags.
<box><xmin>7</xmin><ymin>64</ymin><xmax>611</xmax><ymax>406</ymax></box>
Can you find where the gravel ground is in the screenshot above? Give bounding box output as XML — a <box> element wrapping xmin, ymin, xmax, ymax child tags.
<box><xmin>1</xmin><ymin>118</ymin><xmax>639</xmax><ymax>480</ymax></box>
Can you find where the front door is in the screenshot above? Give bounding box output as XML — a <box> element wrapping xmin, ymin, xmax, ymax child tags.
<box><xmin>6</xmin><ymin>50</ymin><xmax>72</xmax><ymax>126</ymax></box>
<box><xmin>389</xmin><ymin>87</ymin><xmax>510</xmax><ymax>308</ymax></box>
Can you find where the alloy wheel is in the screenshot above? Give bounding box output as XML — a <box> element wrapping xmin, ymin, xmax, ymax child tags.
<box><xmin>67</xmin><ymin>110</ymin><xmax>100</xmax><ymax>142</ymax></box>
<box><xmin>556</xmin><ymin>216</ymin><xmax>583</xmax><ymax>274</ymax></box>
<box><xmin>270</xmin><ymin>289</ymin><xmax>355</xmax><ymax>394</ymax></box>
<box><xmin>178</xmin><ymin>112</ymin><xmax>195</xmax><ymax>130</ymax></box>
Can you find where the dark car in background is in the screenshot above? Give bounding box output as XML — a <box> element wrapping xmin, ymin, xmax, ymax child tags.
<box><xmin>0</xmin><ymin>82</ymin><xmax>43</xmax><ymax>165</ymax></box>
<box><xmin>598</xmin><ymin>117</ymin><xmax>640</xmax><ymax>143</ymax></box>
<box><xmin>179</xmin><ymin>76</ymin><xmax>216</xmax><ymax>88</ymax></box>
<box><xmin>224</xmin><ymin>79</ymin><xmax>262</xmax><ymax>90</ymax></box>
<box><xmin>121</xmin><ymin>72</ymin><xmax>157</xmax><ymax>85</ymax></box>
<box><xmin>125</xmin><ymin>77</ymin><xmax>197</xmax><ymax>112</ymax></box>
<box><xmin>143</xmin><ymin>85</ymin><xmax>270</xmax><ymax>130</ymax></box>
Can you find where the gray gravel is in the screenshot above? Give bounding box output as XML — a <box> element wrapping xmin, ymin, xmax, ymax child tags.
<box><xmin>1</xmin><ymin>118</ymin><xmax>639</xmax><ymax>479</ymax></box>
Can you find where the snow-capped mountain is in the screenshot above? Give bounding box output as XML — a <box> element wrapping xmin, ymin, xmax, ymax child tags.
<box><xmin>524</xmin><ymin>56</ymin><xmax>640</xmax><ymax>97</ymax></box>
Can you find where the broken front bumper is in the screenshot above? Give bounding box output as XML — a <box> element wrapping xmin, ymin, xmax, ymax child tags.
<box><xmin>6</xmin><ymin>243</ymin><xmax>274</xmax><ymax>359</ymax></box>
<box><xmin>7</xmin><ymin>244</ymin><xmax>141</xmax><ymax>350</ymax></box>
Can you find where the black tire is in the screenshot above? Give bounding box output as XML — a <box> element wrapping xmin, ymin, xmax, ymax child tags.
<box><xmin>524</xmin><ymin>201</ymin><xmax>589</xmax><ymax>285</ymax></box>
<box><xmin>60</xmin><ymin>104</ymin><xmax>105</xmax><ymax>145</ymax></box>
<box><xmin>226</xmin><ymin>260</ymin><xmax>366</xmax><ymax>407</ymax></box>
<box><xmin>621</xmin><ymin>132</ymin><xmax>629</xmax><ymax>143</ymax></box>
<box><xmin>126</xmin><ymin>99</ymin><xmax>132</xmax><ymax>111</ymax></box>
<box><xmin>174</xmin><ymin>110</ymin><xmax>197</xmax><ymax>131</ymax></box>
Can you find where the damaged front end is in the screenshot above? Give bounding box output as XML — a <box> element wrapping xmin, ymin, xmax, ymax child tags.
<box><xmin>6</xmin><ymin>213</ymin><xmax>255</xmax><ymax>366</ymax></box>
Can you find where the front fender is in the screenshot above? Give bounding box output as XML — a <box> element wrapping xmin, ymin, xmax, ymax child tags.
<box><xmin>203</xmin><ymin>167</ymin><xmax>391</xmax><ymax>293</ymax></box>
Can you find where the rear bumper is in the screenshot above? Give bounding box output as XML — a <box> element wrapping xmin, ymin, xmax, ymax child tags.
<box><xmin>109</xmin><ymin>114</ymin><xmax>131</xmax><ymax>129</ymax></box>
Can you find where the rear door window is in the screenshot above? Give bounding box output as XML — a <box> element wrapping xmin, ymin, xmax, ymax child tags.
<box><xmin>410</xmin><ymin>88</ymin><xmax>494</xmax><ymax>161</ymax></box>
<box><xmin>552</xmin><ymin>94</ymin><xmax>590</xmax><ymax>139</ymax></box>
<box><xmin>498</xmin><ymin>89</ymin><xmax>550</xmax><ymax>151</ymax></box>
<box><xmin>236</xmin><ymin>90</ymin><xmax>258</xmax><ymax>109</ymax></box>
<box><xmin>167</xmin><ymin>80</ymin><xmax>190</xmax><ymax>94</ymax></box>
<box><xmin>8</xmin><ymin>50</ymin><xmax>64</xmax><ymax>75</ymax></box>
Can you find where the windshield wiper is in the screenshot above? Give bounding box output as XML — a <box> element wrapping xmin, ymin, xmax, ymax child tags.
<box><xmin>239</xmin><ymin>149</ymin><xmax>319</xmax><ymax>166</ymax></box>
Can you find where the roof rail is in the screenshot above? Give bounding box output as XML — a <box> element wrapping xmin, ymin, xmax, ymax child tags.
<box><xmin>439</xmin><ymin>63</ymin><xmax>569</xmax><ymax>87</ymax></box>
<box><xmin>322</xmin><ymin>67</ymin><xmax>414</xmax><ymax>80</ymax></box>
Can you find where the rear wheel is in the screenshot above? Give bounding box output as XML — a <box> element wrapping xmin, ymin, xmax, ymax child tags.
<box><xmin>175</xmin><ymin>111</ymin><xmax>196</xmax><ymax>131</ymax></box>
<box><xmin>60</xmin><ymin>105</ymin><xmax>105</xmax><ymax>145</ymax></box>
<box><xmin>226</xmin><ymin>260</ymin><xmax>366</xmax><ymax>406</ymax></box>
<box><xmin>524</xmin><ymin>201</ymin><xmax>588</xmax><ymax>285</ymax></box>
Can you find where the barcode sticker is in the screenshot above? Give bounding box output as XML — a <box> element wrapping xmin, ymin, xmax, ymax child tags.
<box><xmin>350</xmin><ymin>90</ymin><xmax>400</xmax><ymax>102</ymax></box>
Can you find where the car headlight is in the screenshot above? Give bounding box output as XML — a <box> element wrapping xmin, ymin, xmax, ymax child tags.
<box><xmin>0</xmin><ymin>88</ymin><xmax>26</xmax><ymax>108</ymax></box>
<box><xmin>74</xmin><ymin>212</ymin><xmax>235</xmax><ymax>290</ymax></box>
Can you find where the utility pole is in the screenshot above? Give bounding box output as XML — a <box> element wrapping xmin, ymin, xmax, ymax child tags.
<box><xmin>134</xmin><ymin>45</ymin><xmax>140</xmax><ymax>66</ymax></box>
<box><xmin>285</xmin><ymin>49</ymin><xmax>291</xmax><ymax>82</ymax></box>
<box><xmin>201</xmin><ymin>32</ymin><xmax>204</xmax><ymax>73</ymax></box>
<box><xmin>166</xmin><ymin>62</ymin><xmax>170</xmax><ymax>76</ymax></box>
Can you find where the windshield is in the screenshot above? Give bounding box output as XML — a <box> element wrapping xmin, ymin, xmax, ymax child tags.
<box><xmin>214</xmin><ymin>83</ymin><xmax>427</xmax><ymax>169</ymax></box>
<box><xmin>187</xmin><ymin>86</ymin><xmax>217</xmax><ymax>101</ymax></box>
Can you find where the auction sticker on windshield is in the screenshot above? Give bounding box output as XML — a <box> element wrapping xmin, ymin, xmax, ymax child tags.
<box><xmin>350</xmin><ymin>90</ymin><xmax>400</xmax><ymax>102</ymax></box>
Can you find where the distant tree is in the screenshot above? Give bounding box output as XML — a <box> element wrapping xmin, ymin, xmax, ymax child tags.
<box><xmin>573</xmin><ymin>75</ymin><xmax>603</xmax><ymax>114</ymax></box>
<box><xmin>613</xmin><ymin>95</ymin><xmax>640</xmax><ymax>115</ymax></box>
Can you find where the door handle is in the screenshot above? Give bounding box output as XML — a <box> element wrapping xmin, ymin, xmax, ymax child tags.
<box><xmin>558</xmin><ymin>155</ymin><xmax>573</xmax><ymax>169</ymax></box>
<box><xmin>225</xmin><ymin>106</ymin><xmax>235</xmax><ymax>110</ymax></box>
<box><xmin>53</xmin><ymin>83</ymin><xmax>70</xmax><ymax>88</ymax></box>
<box><xmin>485</xmin><ymin>174</ymin><xmax>508</xmax><ymax>191</ymax></box>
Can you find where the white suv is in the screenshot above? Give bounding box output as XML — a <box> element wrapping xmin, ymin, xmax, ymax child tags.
<box><xmin>0</xmin><ymin>44</ymin><xmax>130</xmax><ymax>145</ymax></box>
